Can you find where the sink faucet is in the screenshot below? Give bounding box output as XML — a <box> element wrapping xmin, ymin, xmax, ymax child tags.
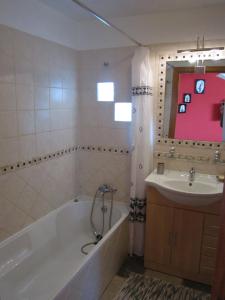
<box><xmin>168</xmin><ymin>146</ymin><xmax>175</xmax><ymax>158</ymax></box>
<box><xmin>213</xmin><ymin>150</ymin><xmax>221</xmax><ymax>163</ymax></box>
<box><xmin>189</xmin><ymin>167</ymin><xmax>195</xmax><ymax>182</ymax></box>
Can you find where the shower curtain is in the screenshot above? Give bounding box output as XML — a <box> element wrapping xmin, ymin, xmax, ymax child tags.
<box><xmin>129</xmin><ymin>47</ymin><xmax>154</xmax><ymax>256</ymax></box>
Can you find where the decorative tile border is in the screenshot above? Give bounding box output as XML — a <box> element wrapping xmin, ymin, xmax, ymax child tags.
<box><xmin>154</xmin><ymin>151</ymin><xmax>225</xmax><ymax>164</ymax></box>
<box><xmin>79</xmin><ymin>145</ymin><xmax>130</xmax><ymax>155</ymax></box>
<box><xmin>0</xmin><ymin>145</ymin><xmax>130</xmax><ymax>176</ymax></box>
<box><xmin>132</xmin><ymin>86</ymin><xmax>153</xmax><ymax>96</ymax></box>
<box><xmin>156</xmin><ymin>138</ymin><xmax>225</xmax><ymax>150</ymax></box>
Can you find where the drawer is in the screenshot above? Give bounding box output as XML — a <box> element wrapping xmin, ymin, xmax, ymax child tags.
<box><xmin>201</xmin><ymin>255</ymin><xmax>217</xmax><ymax>269</ymax></box>
<box><xmin>204</xmin><ymin>215</ymin><xmax>220</xmax><ymax>237</ymax></box>
<box><xmin>200</xmin><ymin>266</ymin><xmax>215</xmax><ymax>278</ymax></box>
<box><xmin>202</xmin><ymin>235</ymin><xmax>218</xmax><ymax>248</ymax></box>
<box><xmin>202</xmin><ymin>246</ymin><xmax>217</xmax><ymax>258</ymax></box>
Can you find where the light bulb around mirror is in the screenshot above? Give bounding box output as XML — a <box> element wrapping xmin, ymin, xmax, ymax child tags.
<box><xmin>210</xmin><ymin>49</ymin><xmax>221</xmax><ymax>61</ymax></box>
<box><xmin>188</xmin><ymin>56</ymin><xmax>197</xmax><ymax>64</ymax></box>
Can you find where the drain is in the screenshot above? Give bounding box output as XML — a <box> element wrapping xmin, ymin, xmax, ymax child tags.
<box><xmin>73</xmin><ymin>199</ymin><xmax>79</xmax><ymax>203</ymax></box>
<box><xmin>189</xmin><ymin>182</ymin><xmax>193</xmax><ymax>186</ymax></box>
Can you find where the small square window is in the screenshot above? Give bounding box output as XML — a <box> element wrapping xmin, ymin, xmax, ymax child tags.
<box><xmin>97</xmin><ymin>82</ymin><xmax>114</xmax><ymax>102</ymax></box>
<box><xmin>114</xmin><ymin>103</ymin><xmax>132</xmax><ymax>122</ymax></box>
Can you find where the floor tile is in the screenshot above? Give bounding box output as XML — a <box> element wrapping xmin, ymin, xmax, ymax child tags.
<box><xmin>101</xmin><ymin>276</ymin><xmax>125</xmax><ymax>300</ymax></box>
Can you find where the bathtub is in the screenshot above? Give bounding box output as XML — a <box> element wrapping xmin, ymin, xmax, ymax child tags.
<box><xmin>0</xmin><ymin>196</ymin><xmax>129</xmax><ymax>300</ymax></box>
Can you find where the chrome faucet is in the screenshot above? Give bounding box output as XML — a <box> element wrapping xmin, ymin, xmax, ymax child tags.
<box><xmin>168</xmin><ymin>146</ymin><xmax>175</xmax><ymax>158</ymax></box>
<box><xmin>213</xmin><ymin>150</ymin><xmax>221</xmax><ymax>163</ymax></box>
<box><xmin>189</xmin><ymin>167</ymin><xmax>195</xmax><ymax>182</ymax></box>
<box><xmin>98</xmin><ymin>184</ymin><xmax>117</xmax><ymax>194</ymax></box>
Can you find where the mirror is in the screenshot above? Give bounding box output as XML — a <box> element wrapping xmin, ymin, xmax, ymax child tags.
<box><xmin>161</xmin><ymin>56</ymin><xmax>225</xmax><ymax>143</ymax></box>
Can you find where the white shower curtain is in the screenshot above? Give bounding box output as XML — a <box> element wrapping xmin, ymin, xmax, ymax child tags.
<box><xmin>129</xmin><ymin>47</ymin><xmax>154</xmax><ymax>256</ymax></box>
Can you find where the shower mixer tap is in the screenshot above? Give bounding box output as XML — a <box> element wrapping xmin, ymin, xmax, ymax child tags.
<box><xmin>98</xmin><ymin>184</ymin><xmax>117</xmax><ymax>194</ymax></box>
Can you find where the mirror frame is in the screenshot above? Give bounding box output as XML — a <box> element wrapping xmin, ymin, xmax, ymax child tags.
<box><xmin>156</xmin><ymin>49</ymin><xmax>225</xmax><ymax>150</ymax></box>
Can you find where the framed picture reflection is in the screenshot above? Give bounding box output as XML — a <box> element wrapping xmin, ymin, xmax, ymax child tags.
<box><xmin>183</xmin><ymin>93</ymin><xmax>191</xmax><ymax>103</ymax></box>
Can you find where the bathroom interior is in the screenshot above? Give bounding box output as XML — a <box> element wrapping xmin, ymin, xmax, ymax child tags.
<box><xmin>0</xmin><ymin>0</ymin><xmax>225</xmax><ymax>299</ymax></box>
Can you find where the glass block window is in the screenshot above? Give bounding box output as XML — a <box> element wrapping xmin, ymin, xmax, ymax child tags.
<box><xmin>97</xmin><ymin>82</ymin><xmax>114</xmax><ymax>102</ymax></box>
<box><xmin>114</xmin><ymin>103</ymin><xmax>132</xmax><ymax>122</ymax></box>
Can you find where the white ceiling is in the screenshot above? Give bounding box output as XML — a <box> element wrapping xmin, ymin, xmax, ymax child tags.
<box><xmin>1</xmin><ymin>0</ymin><xmax>225</xmax><ymax>50</ymax></box>
<box><xmin>38</xmin><ymin>0</ymin><xmax>225</xmax><ymax>21</ymax></box>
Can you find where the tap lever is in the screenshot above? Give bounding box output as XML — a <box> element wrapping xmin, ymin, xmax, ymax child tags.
<box><xmin>214</xmin><ymin>150</ymin><xmax>221</xmax><ymax>163</ymax></box>
<box><xmin>189</xmin><ymin>167</ymin><xmax>195</xmax><ymax>182</ymax></box>
<box><xmin>168</xmin><ymin>146</ymin><xmax>175</xmax><ymax>158</ymax></box>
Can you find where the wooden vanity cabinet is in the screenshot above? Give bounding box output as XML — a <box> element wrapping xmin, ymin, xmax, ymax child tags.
<box><xmin>144</xmin><ymin>187</ymin><xmax>221</xmax><ymax>285</ymax></box>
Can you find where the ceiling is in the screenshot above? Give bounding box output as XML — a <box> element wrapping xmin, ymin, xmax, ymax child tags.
<box><xmin>38</xmin><ymin>0</ymin><xmax>225</xmax><ymax>21</ymax></box>
<box><xmin>1</xmin><ymin>0</ymin><xmax>225</xmax><ymax>50</ymax></box>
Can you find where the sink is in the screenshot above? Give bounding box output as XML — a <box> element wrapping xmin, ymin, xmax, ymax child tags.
<box><xmin>145</xmin><ymin>169</ymin><xmax>223</xmax><ymax>206</ymax></box>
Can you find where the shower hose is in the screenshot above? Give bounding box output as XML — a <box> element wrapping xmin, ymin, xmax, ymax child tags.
<box><xmin>81</xmin><ymin>186</ymin><xmax>114</xmax><ymax>255</ymax></box>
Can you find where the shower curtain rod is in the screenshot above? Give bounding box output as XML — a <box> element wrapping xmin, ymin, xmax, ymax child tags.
<box><xmin>71</xmin><ymin>0</ymin><xmax>143</xmax><ymax>47</ymax></box>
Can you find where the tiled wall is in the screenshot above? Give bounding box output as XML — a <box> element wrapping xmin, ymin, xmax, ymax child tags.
<box><xmin>1</xmin><ymin>25</ymin><xmax>223</xmax><ymax>242</ymax></box>
<box><xmin>0</xmin><ymin>25</ymin><xmax>133</xmax><ymax>241</ymax></box>
<box><xmin>0</xmin><ymin>25</ymin><xmax>79</xmax><ymax>165</ymax></box>
<box><xmin>78</xmin><ymin>47</ymin><xmax>134</xmax><ymax>201</ymax></box>
<box><xmin>0</xmin><ymin>25</ymin><xmax>79</xmax><ymax>240</ymax></box>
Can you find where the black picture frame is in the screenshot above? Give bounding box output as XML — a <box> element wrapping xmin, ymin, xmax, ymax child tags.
<box><xmin>178</xmin><ymin>104</ymin><xmax>187</xmax><ymax>113</ymax></box>
<box><xmin>183</xmin><ymin>93</ymin><xmax>191</xmax><ymax>103</ymax></box>
<box><xmin>195</xmin><ymin>79</ymin><xmax>205</xmax><ymax>94</ymax></box>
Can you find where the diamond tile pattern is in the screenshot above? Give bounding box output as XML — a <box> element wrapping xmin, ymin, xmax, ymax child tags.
<box><xmin>0</xmin><ymin>153</ymin><xmax>79</xmax><ymax>240</ymax></box>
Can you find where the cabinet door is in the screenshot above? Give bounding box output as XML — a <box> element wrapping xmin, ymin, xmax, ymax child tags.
<box><xmin>145</xmin><ymin>204</ymin><xmax>173</xmax><ymax>266</ymax></box>
<box><xmin>172</xmin><ymin>209</ymin><xmax>204</xmax><ymax>275</ymax></box>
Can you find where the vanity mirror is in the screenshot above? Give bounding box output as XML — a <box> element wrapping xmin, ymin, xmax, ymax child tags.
<box><xmin>157</xmin><ymin>50</ymin><xmax>225</xmax><ymax>147</ymax></box>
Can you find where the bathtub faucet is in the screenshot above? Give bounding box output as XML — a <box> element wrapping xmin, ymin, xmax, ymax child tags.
<box><xmin>98</xmin><ymin>184</ymin><xmax>117</xmax><ymax>194</ymax></box>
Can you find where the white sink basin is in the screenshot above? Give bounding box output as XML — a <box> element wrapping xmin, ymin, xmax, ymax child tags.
<box><xmin>145</xmin><ymin>169</ymin><xmax>223</xmax><ymax>206</ymax></box>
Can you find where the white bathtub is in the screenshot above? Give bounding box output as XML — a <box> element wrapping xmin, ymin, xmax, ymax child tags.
<box><xmin>0</xmin><ymin>196</ymin><xmax>129</xmax><ymax>300</ymax></box>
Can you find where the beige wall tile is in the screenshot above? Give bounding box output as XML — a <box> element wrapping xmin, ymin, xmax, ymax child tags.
<box><xmin>35</xmin><ymin>110</ymin><xmax>50</xmax><ymax>133</ymax></box>
<box><xmin>16</xmin><ymin>83</ymin><xmax>34</xmax><ymax>110</ymax></box>
<box><xmin>29</xmin><ymin>194</ymin><xmax>52</xmax><ymax>220</ymax></box>
<box><xmin>50</xmin><ymin>87</ymin><xmax>63</xmax><ymax>109</ymax></box>
<box><xmin>62</xmin><ymin>70</ymin><xmax>78</xmax><ymax>89</ymax></box>
<box><xmin>0</xmin><ymin>111</ymin><xmax>17</xmax><ymax>138</ymax></box>
<box><xmin>33</xmin><ymin>65</ymin><xmax>49</xmax><ymax>87</ymax></box>
<box><xmin>49</xmin><ymin>68</ymin><xmax>63</xmax><ymax>88</ymax></box>
<box><xmin>62</xmin><ymin>88</ymin><xmax>77</xmax><ymax>108</ymax></box>
<box><xmin>16</xmin><ymin>184</ymin><xmax>38</xmax><ymax>216</ymax></box>
<box><xmin>18</xmin><ymin>110</ymin><xmax>35</xmax><ymax>135</ymax></box>
<box><xmin>36</xmin><ymin>132</ymin><xmax>51</xmax><ymax>156</ymax></box>
<box><xmin>0</xmin><ymin>83</ymin><xmax>16</xmax><ymax>110</ymax></box>
<box><xmin>0</xmin><ymin>173</ymin><xmax>26</xmax><ymax>203</ymax></box>
<box><xmin>34</xmin><ymin>86</ymin><xmax>50</xmax><ymax>110</ymax></box>
<box><xmin>0</xmin><ymin>138</ymin><xmax>19</xmax><ymax>165</ymax></box>
<box><xmin>18</xmin><ymin>135</ymin><xmax>36</xmax><ymax>161</ymax></box>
